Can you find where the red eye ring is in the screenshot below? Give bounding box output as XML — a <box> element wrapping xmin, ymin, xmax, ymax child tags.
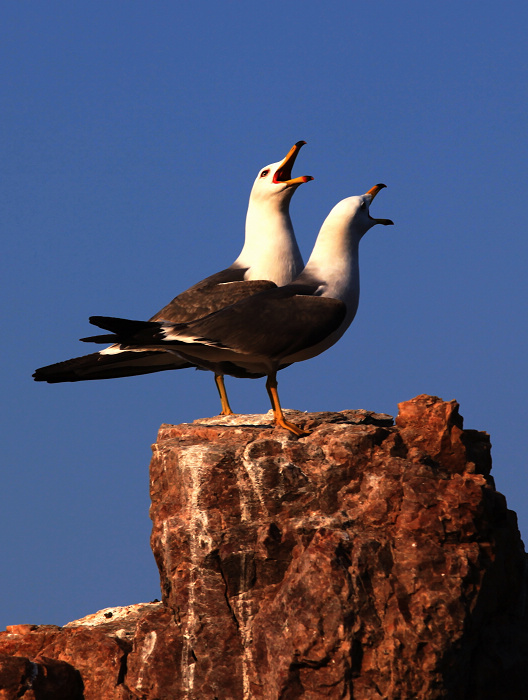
<box><xmin>260</xmin><ymin>169</ymin><xmax>269</xmax><ymax>178</ymax></box>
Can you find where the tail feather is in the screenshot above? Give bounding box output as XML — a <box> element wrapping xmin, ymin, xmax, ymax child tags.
<box><xmin>90</xmin><ymin>315</ymin><xmax>165</xmax><ymax>335</ymax></box>
<box><xmin>33</xmin><ymin>349</ymin><xmax>192</xmax><ymax>383</ymax></box>
<box><xmin>85</xmin><ymin>316</ymin><xmax>171</xmax><ymax>345</ymax></box>
<box><xmin>80</xmin><ymin>333</ymin><xmax>120</xmax><ymax>344</ymax></box>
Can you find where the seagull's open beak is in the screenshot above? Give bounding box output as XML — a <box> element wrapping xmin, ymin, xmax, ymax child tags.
<box><xmin>366</xmin><ymin>183</ymin><xmax>394</xmax><ymax>226</ymax></box>
<box><xmin>273</xmin><ymin>141</ymin><xmax>314</xmax><ymax>186</ymax></box>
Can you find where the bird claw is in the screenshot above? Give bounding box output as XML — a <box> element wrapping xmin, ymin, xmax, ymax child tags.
<box><xmin>274</xmin><ymin>417</ymin><xmax>311</xmax><ymax>437</ymax></box>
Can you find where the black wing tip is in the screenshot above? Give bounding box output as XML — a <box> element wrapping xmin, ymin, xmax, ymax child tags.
<box><xmin>32</xmin><ymin>368</ymin><xmax>68</xmax><ymax>383</ymax></box>
<box><xmin>89</xmin><ymin>315</ymin><xmax>118</xmax><ymax>329</ymax></box>
<box><xmin>80</xmin><ymin>334</ymin><xmax>119</xmax><ymax>344</ymax></box>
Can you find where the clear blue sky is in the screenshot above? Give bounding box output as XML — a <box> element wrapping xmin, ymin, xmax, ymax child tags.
<box><xmin>2</xmin><ymin>2</ymin><xmax>527</xmax><ymax>629</ymax></box>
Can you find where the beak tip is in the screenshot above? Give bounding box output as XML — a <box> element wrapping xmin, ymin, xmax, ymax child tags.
<box><xmin>366</xmin><ymin>183</ymin><xmax>388</xmax><ymax>199</ymax></box>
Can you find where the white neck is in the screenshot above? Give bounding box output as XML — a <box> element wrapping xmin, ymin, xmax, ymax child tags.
<box><xmin>234</xmin><ymin>195</ymin><xmax>304</xmax><ymax>285</ymax></box>
<box><xmin>302</xmin><ymin>211</ymin><xmax>363</xmax><ymax>313</ymax></box>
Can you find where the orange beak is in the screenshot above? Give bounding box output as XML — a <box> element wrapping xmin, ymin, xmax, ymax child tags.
<box><xmin>365</xmin><ymin>183</ymin><xmax>394</xmax><ymax>225</ymax></box>
<box><xmin>273</xmin><ymin>141</ymin><xmax>314</xmax><ymax>186</ymax></box>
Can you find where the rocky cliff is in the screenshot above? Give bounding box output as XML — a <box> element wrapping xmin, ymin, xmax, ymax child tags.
<box><xmin>1</xmin><ymin>395</ymin><xmax>527</xmax><ymax>699</ymax></box>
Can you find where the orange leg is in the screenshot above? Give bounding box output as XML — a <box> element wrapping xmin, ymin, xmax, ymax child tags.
<box><xmin>214</xmin><ymin>373</ymin><xmax>234</xmax><ymax>416</ymax></box>
<box><xmin>265</xmin><ymin>373</ymin><xmax>310</xmax><ymax>437</ymax></box>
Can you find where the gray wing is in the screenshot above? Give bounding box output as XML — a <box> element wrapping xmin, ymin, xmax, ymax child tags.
<box><xmin>178</xmin><ymin>286</ymin><xmax>346</xmax><ymax>359</ymax></box>
<box><xmin>89</xmin><ymin>286</ymin><xmax>347</xmax><ymax>362</ymax></box>
<box><xmin>33</xmin><ymin>268</ymin><xmax>277</xmax><ymax>383</ymax></box>
<box><xmin>150</xmin><ymin>267</ymin><xmax>277</xmax><ymax>323</ymax></box>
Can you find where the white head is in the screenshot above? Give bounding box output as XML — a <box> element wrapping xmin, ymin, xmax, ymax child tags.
<box><xmin>322</xmin><ymin>184</ymin><xmax>394</xmax><ymax>242</ymax></box>
<box><xmin>248</xmin><ymin>140</ymin><xmax>313</xmax><ymax>210</ymax></box>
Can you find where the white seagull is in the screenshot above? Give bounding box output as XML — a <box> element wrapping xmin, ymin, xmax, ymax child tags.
<box><xmin>83</xmin><ymin>184</ymin><xmax>394</xmax><ymax>436</ymax></box>
<box><xmin>33</xmin><ymin>142</ymin><xmax>313</xmax><ymax>415</ymax></box>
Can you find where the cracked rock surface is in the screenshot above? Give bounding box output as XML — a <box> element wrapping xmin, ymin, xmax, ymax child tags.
<box><xmin>1</xmin><ymin>396</ymin><xmax>527</xmax><ymax>699</ymax></box>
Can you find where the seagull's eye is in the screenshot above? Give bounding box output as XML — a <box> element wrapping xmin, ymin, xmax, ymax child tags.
<box><xmin>260</xmin><ymin>169</ymin><xmax>270</xmax><ymax>178</ymax></box>
<box><xmin>360</xmin><ymin>201</ymin><xmax>367</xmax><ymax>210</ymax></box>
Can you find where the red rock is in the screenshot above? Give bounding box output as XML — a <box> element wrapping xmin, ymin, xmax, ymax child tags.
<box><xmin>0</xmin><ymin>653</ymin><xmax>82</xmax><ymax>700</ymax></box>
<box><xmin>0</xmin><ymin>607</ymin><xmax>146</xmax><ymax>699</ymax></box>
<box><xmin>147</xmin><ymin>401</ymin><xmax>527</xmax><ymax>699</ymax></box>
<box><xmin>4</xmin><ymin>625</ymin><xmax>38</xmax><ymax>636</ymax></box>
<box><xmin>0</xmin><ymin>655</ymin><xmax>36</xmax><ymax>700</ymax></box>
<box><xmin>124</xmin><ymin>604</ymin><xmax>183</xmax><ymax>699</ymax></box>
<box><xmin>0</xmin><ymin>397</ymin><xmax>526</xmax><ymax>699</ymax></box>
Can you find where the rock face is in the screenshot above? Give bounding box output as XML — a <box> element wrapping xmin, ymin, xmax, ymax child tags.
<box><xmin>1</xmin><ymin>395</ymin><xmax>528</xmax><ymax>699</ymax></box>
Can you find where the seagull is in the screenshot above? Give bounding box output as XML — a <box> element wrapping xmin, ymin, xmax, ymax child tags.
<box><xmin>33</xmin><ymin>141</ymin><xmax>313</xmax><ymax>415</ymax></box>
<box><xmin>82</xmin><ymin>185</ymin><xmax>394</xmax><ymax>436</ymax></box>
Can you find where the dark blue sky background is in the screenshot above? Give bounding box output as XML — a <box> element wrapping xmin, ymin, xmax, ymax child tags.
<box><xmin>2</xmin><ymin>2</ymin><xmax>527</xmax><ymax>628</ymax></box>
